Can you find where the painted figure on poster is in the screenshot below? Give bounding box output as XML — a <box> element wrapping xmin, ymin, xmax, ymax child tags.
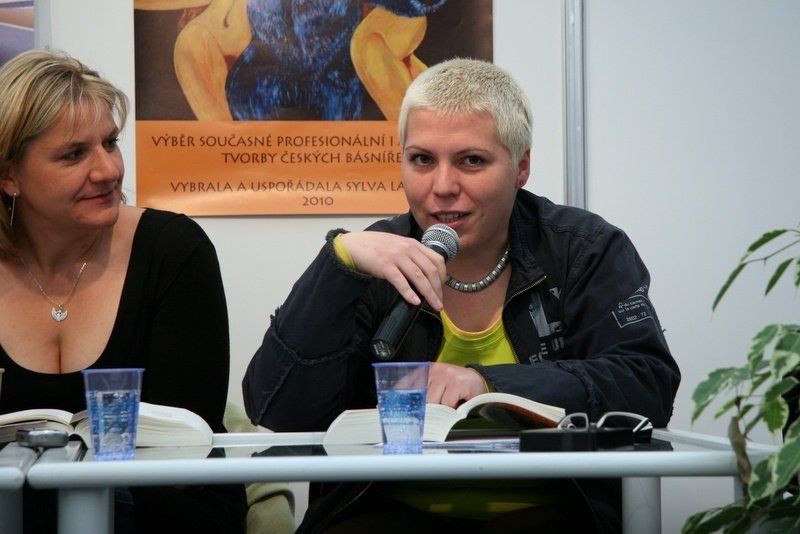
<box><xmin>136</xmin><ymin>0</ymin><xmax>446</xmax><ymax>121</ymax></box>
<box><xmin>0</xmin><ymin>1</ymin><xmax>34</xmax><ymax>65</ymax></box>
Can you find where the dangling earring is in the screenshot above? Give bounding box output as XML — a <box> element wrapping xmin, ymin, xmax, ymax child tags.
<box><xmin>9</xmin><ymin>192</ymin><xmax>17</xmax><ymax>227</ymax></box>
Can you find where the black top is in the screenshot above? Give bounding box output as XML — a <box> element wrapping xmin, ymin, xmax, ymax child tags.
<box><xmin>1</xmin><ymin>209</ymin><xmax>245</xmax><ymax>533</ymax></box>
<box><xmin>0</xmin><ymin>209</ymin><xmax>229</xmax><ymax>430</ymax></box>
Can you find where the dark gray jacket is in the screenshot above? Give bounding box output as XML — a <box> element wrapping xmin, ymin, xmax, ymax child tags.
<box><xmin>243</xmin><ymin>189</ymin><xmax>680</xmax><ymax>532</ymax></box>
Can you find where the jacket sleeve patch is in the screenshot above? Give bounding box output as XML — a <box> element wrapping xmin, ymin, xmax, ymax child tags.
<box><xmin>612</xmin><ymin>294</ymin><xmax>655</xmax><ymax>328</ymax></box>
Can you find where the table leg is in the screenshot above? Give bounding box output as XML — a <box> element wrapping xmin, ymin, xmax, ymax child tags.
<box><xmin>622</xmin><ymin>477</ymin><xmax>661</xmax><ymax>534</ymax></box>
<box><xmin>58</xmin><ymin>487</ymin><xmax>113</xmax><ymax>534</ymax></box>
<box><xmin>0</xmin><ymin>489</ymin><xmax>22</xmax><ymax>534</ymax></box>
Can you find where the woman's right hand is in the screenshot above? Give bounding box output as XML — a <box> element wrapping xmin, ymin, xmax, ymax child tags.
<box><xmin>340</xmin><ymin>231</ymin><xmax>446</xmax><ymax>310</ymax></box>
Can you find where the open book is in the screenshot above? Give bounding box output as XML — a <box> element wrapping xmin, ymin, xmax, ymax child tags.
<box><xmin>0</xmin><ymin>402</ymin><xmax>212</xmax><ymax>447</ymax></box>
<box><xmin>323</xmin><ymin>392</ymin><xmax>564</xmax><ymax>446</ymax></box>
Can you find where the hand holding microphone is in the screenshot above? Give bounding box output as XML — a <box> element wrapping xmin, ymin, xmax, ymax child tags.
<box><xmin>340</xmin><ymin>224</ymin><xmax>458</xmax><ymax>310</ymax></box>
<box><xmin>340</xmin><ymin>225</ymin><xmax>459</xmax><ymax>358</ymax></box>
<box><xmin>366</xmin><ymin>224</ymin><xmax>459</xmax><ymax>359</ymax></box>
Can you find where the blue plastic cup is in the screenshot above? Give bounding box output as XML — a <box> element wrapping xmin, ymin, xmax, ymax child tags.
<box><xmin>373</xmin><ymin>362</ymin><xmax>429</xmax><ymax>454</ymax></box>
<box><xmin>81</xmin><ymin>368</ymin><xmax>144</xmax><ymax>461</ymax></box>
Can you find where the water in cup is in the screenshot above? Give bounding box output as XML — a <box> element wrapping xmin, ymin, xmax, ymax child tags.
<box><xmin>373</xmin><ymin>362</ymin><xmax>429</xmax><ymax>454</ymax></box>
<box><xmin>377</xmin><ymin>388</ymin><xmax>426</xmax><ymax>453</ymax></box>
<box><xmin>81</xmin><ymin>368</ymin><xmax>143</xmax><ymax>461</ymax></box>
<box><xmin>85</xmin><ymin>388</ymin><xmax>140</xmax><ymax>460</ymax></box>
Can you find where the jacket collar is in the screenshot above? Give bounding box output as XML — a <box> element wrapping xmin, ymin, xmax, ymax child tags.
<box><xmin>506</xmin><ymin>190</ymin><xmax>547</xmax><ymax>296</ymax></box>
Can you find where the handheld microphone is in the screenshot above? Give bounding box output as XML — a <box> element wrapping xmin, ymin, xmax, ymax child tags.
<box><xmin>371</xmin><ymin>224</ymin><xmax>459</xmax><ymax>359</ymax></box>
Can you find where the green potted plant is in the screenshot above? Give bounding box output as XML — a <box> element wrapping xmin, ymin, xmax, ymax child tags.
<box><xmin>683</xmin><ymin>227</ymin><xmax>800</xmax><ymax>533</ymax></box>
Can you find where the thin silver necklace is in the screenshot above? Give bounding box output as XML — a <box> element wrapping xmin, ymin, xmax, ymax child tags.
<box><xmin>446</xmin><ymin>247</ymin><xmax>510</xmax><ymax>293</ymax></box>
<box><xmin>19</xmin><ymin>232</ymin><xmax>102</xmax><ymax>322</ymax></box>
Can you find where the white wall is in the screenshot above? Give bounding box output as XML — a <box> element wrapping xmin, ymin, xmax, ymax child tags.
<box><xmin>584</xmin><ymin>1</ymin><xmax>800</xmax><ymax>531</ymax></box>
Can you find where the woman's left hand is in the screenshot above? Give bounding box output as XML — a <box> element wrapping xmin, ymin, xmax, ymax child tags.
<box><xmin>426</xmin><ymin>362</ymin><xmax>488</xmax><ymax>408</ymax></box>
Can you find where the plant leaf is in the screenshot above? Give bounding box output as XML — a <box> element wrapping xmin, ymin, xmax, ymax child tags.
<box><xmin>770</xmin><ymin>431</ymin><xmax>800</xmax><ymax>493</ymax></box>
<box><xmin>748</xmin><ymin>351</ymin><xmax>766</xmax><ymax>378</ymax></box>
<box><xmin>745</xmin><ymin>229</ymin><xmax>788</xmax><ymax>255</ymax></box>
<box><xmin>747</xmin><ymin>372</ymin><xmax>770</xmax><ymax>396</ymax></box>
<box><xmin>771</xmin><ymin>348</ymin><xmax>800</xmax><ymax>381</ymax></box>
<box><xmin>775</xmin><ymin>331</ymin><xmax>800</xmax><ymax>357</ymax></box>
<box><xmin>763</xmin><ymin>516</ymin><xmax>800</xmax><ymax>534</ymax></box>
<box><xmin>683</xmin><ymin>512</ymin><xmax>706</xmax><ymax>533</ymax></box>
<box><xmin>724</xmin><ymin>513</ymin><xmax>755</xmax><ymax>534</ymax></box>
<box><xmin>785</xmin><ymin>418</ymin><xmax>800</xmax><ymax>441</ymax></box>
<box><xmin>765</xmin><ymin>258</ymin><xmax>793</xmax><ymax>295</ymax></box>
<box><xmin>747</xmin><ymin>325</ymin><xmax>782</xmax><ymax>373</ymax></box>
<box><xmin>795</xmin><ymin>258</ymin><xmax>800</xmax><ymax>287</ymax></box>
<box><xmin>763</xmin><ymin>377</ymin><xmax>799</xmax><ymax>404</ymax></box>
<box><xmin>682</xmin><ymin>505</ymin><xmax>746</xmax><ymax>534</ymax></box>
<box><xmin>701</xmin><ymin>505</ymin><xmax>748</xmax><ymax>532</ymax></box>
<box><xmin>682</xmin><ymin>510</ymin><xmax>706</xmax><ymax>533</ymax></box>
<box><xmin>748</xmin><ymin>455</ymin><xmax>775</xmax><ymax>501</ymax></box>
<box><xmin>692</xmin><ymin>367</ymin><xmax>738</xmax><ymax>422</ymax></box>
<box><xmin>762</xmin><ymin>398</ymin><xmax>789</xmax><ymax>434</ymax></box>
<box><xmin>714</xmin><ymin>264</ymin><xmax>746</xmax><ymax>311</ymax></box>
<box><xmin>730</xmin><ymin>365</ymin><xmax>752</xmax><ymax>388</ymax></box>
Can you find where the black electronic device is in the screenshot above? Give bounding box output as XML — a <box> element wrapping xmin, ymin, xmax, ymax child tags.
<box><xmin>519</xmin><ymin>426</ymin><xmax>634</xmax><ymax>452</ymax></box>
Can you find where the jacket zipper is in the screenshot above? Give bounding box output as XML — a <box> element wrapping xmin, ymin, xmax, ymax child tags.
<box><xmin>503</xmin><ymin>275</ymin><xmax>547</xmax><ymax>363</ymax></box>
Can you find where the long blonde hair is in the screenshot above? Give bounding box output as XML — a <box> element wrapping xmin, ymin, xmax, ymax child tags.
<box><xmin>0</xmin><ymin>49</ymin><xmax>128</xmax><ymax>258</ymax></box>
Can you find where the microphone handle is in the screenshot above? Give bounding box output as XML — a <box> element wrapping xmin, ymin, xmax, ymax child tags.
<box><xmin>371</xmin><ymin>297</ymin><xmax>423</xmax><ymax>360</ymax></box>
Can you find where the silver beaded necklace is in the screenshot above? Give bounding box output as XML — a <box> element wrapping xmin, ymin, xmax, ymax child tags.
<box><xmin>445</xmin><ymin>247</ymin><xmax>510</xmax><ymax>293</ymax></box>
<box><xmin>19</xmin><ymin>232</ymin><xmax>103</xmax><ymax>322</ymax></box>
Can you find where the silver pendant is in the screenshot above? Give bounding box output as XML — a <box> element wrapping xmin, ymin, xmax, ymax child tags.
<box><xmin>51</xmin><ymin>307</ymin><xmax>68</xmax><ymax>322</ymax></box>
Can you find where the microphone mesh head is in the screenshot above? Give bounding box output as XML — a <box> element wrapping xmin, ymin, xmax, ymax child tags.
<box><xmin>421</xmin><ymin>224</ymin><xmax>459</xmax><ymax>262</ymax></box>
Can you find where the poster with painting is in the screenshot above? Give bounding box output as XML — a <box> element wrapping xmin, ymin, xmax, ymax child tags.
<box><xmin>134</xmin><ymin>0</ymin><xmax>492</xmax><ymax>215</ymax></box>
<box><xmin>0</xmin><ymin>0</ymin><xmax>34</xmax><ymax>66</ymax></box>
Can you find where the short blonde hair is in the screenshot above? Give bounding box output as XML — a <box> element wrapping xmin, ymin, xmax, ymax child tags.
<box><xmin>398</xmin><ymin>58</ymin><xmax>532</xmax><ymax>163</ymax></box>
<box><xmin>0</xmin><ymin>49</ymin><xmax>128</xmax><ymax>257</ymax></box>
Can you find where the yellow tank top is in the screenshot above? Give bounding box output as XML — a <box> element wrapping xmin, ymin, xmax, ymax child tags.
<box><xmin>437</xmin><ymin>310</ymin><xmax>516</xmax><ymax>367</ymax></box>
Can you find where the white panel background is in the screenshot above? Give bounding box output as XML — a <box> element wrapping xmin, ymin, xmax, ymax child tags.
<box><xmin>584</xmin><ymin>1</ymin><xmax>800</xmax><ymax>531</ymax></box>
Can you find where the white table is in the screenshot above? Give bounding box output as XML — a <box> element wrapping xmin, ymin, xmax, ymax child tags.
<box><xmin>0</xmin><ymin>442</ymin><xmax>38</xmax><ymax>534</ymax></box>
<box><xmin>25</xmin><ymin>429</ymin><xmax>776</xmax><ymax>534</ymax></box>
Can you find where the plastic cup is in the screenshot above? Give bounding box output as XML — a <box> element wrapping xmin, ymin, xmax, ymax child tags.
<box><xmin>81</xmin><ymin>368</ymin><xmax>144</xmax><ymax>461</ymax></box>
<box><xmin>373</xmin><ymin>362</ymin><xmax>430</xmax><ymax>454</ymax></box>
